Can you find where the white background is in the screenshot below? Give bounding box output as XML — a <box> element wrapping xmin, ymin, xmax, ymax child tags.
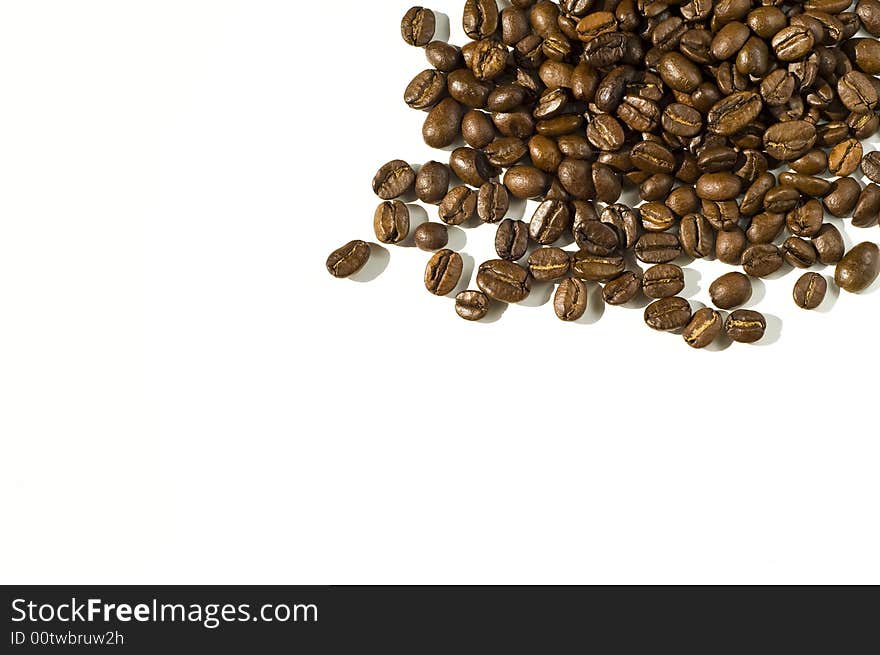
<box><xmin>1</xmin><ymin>0</ymin><xmax>878</xmax><ymax>584</ymax></box>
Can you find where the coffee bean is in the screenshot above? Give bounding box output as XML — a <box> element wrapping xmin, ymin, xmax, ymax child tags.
<box><xmin>373</xmin><ymin>200</ymin><xmax>410</xmax><ymax>244</ymax></box>
<box><xmin>791</xmin><ymin>149</ymin><xmax>827</xmax><ymax>175</ymax></box>
<box><xmin>439</xmin><ymin>186</ymin><xmax>477</xmax><ymax>226</ymax></box>
<box><xmin>828</xmin><ymin>138</ymin><xmax>863</xmax><ymax>176</ymax></box>
<box><xmin>812</xmin><ymin>224</ymin><xmax>846</xmax><ymax>265</ymax></box>
<box><xmin>725</xmin><ymin>309</ymin><xmax>767</xmax><ymax>343</ymax></box>
<box><xmin>781</xmin><ymin>237</ymin><xmax>818</xmax><ymax>269</ymax></box>
<box><xmin>747</xmin><ymin>211</ymin><xmax>786</xmax><ymax>244</ymax></box>
<box><xmin>504</xmin><ymin>165</ymin><xmax>550</xmax><ymax>199</ymax></box>
<box><xmin>425</xmin><ymin>42</ymin><xmax>462</xmax><ymax>72</ymax></box>
<box><xmin>835</xmin><ymin>242</ymin><xmax>880</xmax><ymax>292</ymax></box>
<box><xmin>643</xmin><ymin>264</ymin><xmax>685</xmax><ymax>299</ymax></box>
<box><xmin>528</xmin><ymin>247</ymin><xmax>570</xmax><ymax>282</ymax></box>
<box><xmin>667</xmin><ymin>187</ymin><xmax>701</xmax><ymax>217</ymax></box>
<box><xmin>601</xmin><ymin>204</ymin><xmax>641</xmax><ymax>249</ymax></box>
<box><xmin>603</xmin><ymin>271</ymin><xmax>641</xmax><ymax>305</ymax></box>
<box><xmin>495</xmin><ymin>219</ymin><xmax>529</xmax><ymax>261</ymax></box>
<box><xmin>555</xmin><ymin>278</ymin><xmax>589</xmax><ymax>321</ymax></box>
<box><xmin>861</xmin><ymin>151</ymin><xmax>880</xmax><ymax>183</ymax></box>
<box><xmin>401</xmin><ymin>7</ymin><xmax>435</xmax><ymax>47</ymax></box>
<box><xmin>707</xmin><ymin>91</ymin><xmax>762</xmax><ymax>135</ymax></box>
<box><xmin>423</xmin><ymin>98</ymin><xmax>463</xmax><ymax>148</ymax></box>
<box><xmin>450</xmin><ymin>147</ymin><xmax>496</xmax><ymax>188</ymax></box>
<box><xmin>823</xmin><ymin>177</ymin><xmax>861</xmax><ymax>218</ymax></box>
<box><xmin>575</xmin><ymin>220</ymin><xmax>619</xmax><ymax>256</ymax></box>
<box><xmin>463</xmin><ymin>0</ymin><xmax>499</xmax><ymax>40</ymax></box>
<box><xmin>716</xmin><ymin>227</ymin><xmax>748</xmax><ymax>265</ymax></box>
<box><xmin>530</xmin><ymin>200</ymin><xmax>571</xmax><ymax>244</ymax></box>
<box><xmin>617</xmin><ymin>95</ymin><xmax>661</xmax><ymax>132</ymax></box>
<box><xmin>853</xmin><ymin>183</ymin><xmax>880</xmax><ymax>228</ymax></box>
<box><xmin>587</xmin><ymin>114</ymin><xmax>625</xmax><ymax>151</ymax></box>
<box><xmin>683</xmin><ymin>308</ymin><xmax>723</xmax><ymax>349</ymax></box>
<box><xmin>635</xmin><ymin>233</ymin><xmax>682</xmax><ymax>264</ymax></box>
<box><xmin>413</xmin><ymin>222</ymin><xmax>449</xmax><ymax>251</ymax></box>
<box><xmin>485</xmin><ymin>137</ymin><xmax>528</xmax><ymax>168</ymax></box>
<box><xmin>639</xmin><ymin>202</ymin><xmax>676</xmax><ymax>232</ymax></box>
<box><xmin>644</xmin><ymin>297</ymin><xmax>692</xmax><ymax>331</ymax></box>
<box><xmin>742</xmin><ymin>243</ymin><xmax>784</xmax><ymax>277</ymax></box>
<box><xmin>404</xmin><ymin>70</ymin><xmax>447</xmax><ymax>111</ymax></box>
<box><xmin>748</xmin><ymin>7</ymin><xmax>787</xmax><ymax>39</ymax></box>
<box><xmin>630</xmin><ymin>141</ymin><xmax>676</xmax><ymax>175</ymax></box>
<box><xmin>709</xmin><ymin>272</ymin><xmax>752</xmax><ymax>310</ymax></box>
<box><xmin>640</xmin><ymin>174</ymin><xmax>675</xmax><ymax>202</ymax></box>
<box><xmin>662</xmin><ymin>102</ymin><xmax>703</xmax><ymax>137</ymax></box>
<box><xmin>838</xmin><ymin>71</ymin><xmax>879</xmax><ymax>113</ymax></box>
<box><xmin>793</xmin><ymin>272</ymin><xmax>827</xmax><ymax>310</ymax></box>
<box><xmin>763</xmin><ymin>186</ymin><xmax>801</xmax><ymax>214</ymax></box>
<box><xmin>772</xmin><ymin>25</ymin><xmax>814</xmax><ymax>62</ymax></box>
<box><xmin>760</xmin><ymin>69</ymin><xmax>795</xmax><ymax>106</ymax></box>
<box><xmin>572</xmin><ymin>251</ymin><xmax>626</xmax><ymax>281</ymax></box>
<box><xmin>477</xmin><ymin>182</ymin><xmax>509</xmax><ymax>223</ymax></box>
<box><xmin>461</xmin><ymin>110</ymin><xmax>496</xmax><ymax>149</ymax></box>
<box><xmin>786</xmin><ymin>199</ymin><xmax>824</xmax><ymax>238</ymax></box>
<box><xmin>763</xmin><ymin>121</ymin><xmax>817</xmax><ymax>161</ymax></box>
<box><xmin>477</xmin><ymin>259</ymin><xmax>532</xmax><ymax>303</ymax></box>
<box><xmin>702</xmin><ymin>200</ymin><xmax>741</xmax><ymax>231</ymax></box>
<box><xmin>415</xmin><ymin>161</ymin><xmax>450</xmax><ymax>204</ymax></box>
<box><xmin>658</xmin><ymin>52</ymin><xmax>702</xmax><ymax>92</ymax></box>
<box><xmin>372</xmin><ymin>160</ymin><xmax>416</xmax><ymax>200</ymax></box>
<box><xmin>740</xmin><ymin>173</ymin><xmax>776</xmax><ymax>217</ymax></box>
<box><xmin>776</xmin><ymin>172</ymin><xmax>832</xmax><ymax>198</ymax></box>
<box><xmin>455</xmin><ymin>290</ymin><xmax>490</xmax><ymax>321</ymax></box>
<box><xmin>680</xmin><ymin>213</ymin><xmax>716</xmax><ymax>259</ymax></box>
<box><xmin>467</xmin><ymin>38</ymin><xmax>508</xmax><ymax>81</ymax></box>
<box><xmin>696</xmin><ymin>172</ymin><xmax>742</xmax><ymax>201</ymax></box>
<box><xmin>425</xmin><ymin>249</ymin><xmax>464</xmax><ymax>296</ymax></box>
<box><xmin>326</xmin><ymin>240</ymin><xmax>371</xmax><ymax>279</ymax></box>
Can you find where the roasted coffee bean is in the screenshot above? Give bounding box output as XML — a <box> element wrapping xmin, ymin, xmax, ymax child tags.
<box><xmin>812</xmin><ymin>224</ymin><xmax>846</xmax><ymax>265</ymax></box>
<box><xmin>639</xmin><ymin>202</ymin><xmax>676</xmax><ymax>233</ymax></box>
<box><xmin>835</xmin><ymin>242</ymin><xmax>880</xmax><ymax>292</ymax></box>
<box><xmin>530</xmin><ymin>200</ymin><xmax>571</xmax><ymax>244</ymax></box>
<box><xmin>853</xmin><ymin>183</ymin><xmax>880</xmax><ymax>227</ymax></box>
<box><xmin>716</xmin><ymin>227</ymin><xmax>748</xmax><ymax>265</ymax></box>
<box><xmin>679</xmin><ymin>213</ymin><xmax>715</xmax><ymax>259</ymax></box>
<box><xmin>760</xmin><ymin>69</ymin><xmax>795</xmax><ymax>106</ymax></box>
<box><xmin>709</xmin><ymin>271</ymin><xmax>752</xmax><ymax>309</ymax></box>
<box><xmin>763</xmin><ymin>121</ymin><xmax>817</xmax><ymax>161</ymax></box>
<box><xmin>495</xmin><ymin>219</ymin><xmax>529</xmax><ymax>261</ymax></box>
<box><xmin>644</xmin><ymin>297</ymin><xmax>692</xmax><ymax>331</ymax></box>
<box><xmin>849</xmin><ymin>111</ymin><xmax>880</xmax><ymax>140</ymax></box>
<box><xmin>639</xmin><ymin>174</ymin><xmax>675</xmax><ymax>202</ymax></box>
<box><xmin>467</xmin><ymin>38</ymin><xmax>508</xmax><ymax>81</ymax></box>
<box><xmin>683</xmin><ymin>308</ymin><xmax>723</xmax><ymax>349</ymax></box>
<box><xmin>843</xmin><ymin>38</ymin><xmax>880</xmax><ymax>74</ymax></box>
<box><xmin>793</xmin><ymin>272</ymin><xmax>827</xmax><ymax>309</ymax></box>
<box><xmin>711</xmin><ymin>21</ymin><xmax>750</xmax><ymax>61</ymax></box>
<box><xmin>697</xmin><ymin>145</ymin><xmax>739</xmax><ymax>174</ymax></box>
<box><xmin>635</xmin><ymin>233</ymin><xmax>681</xmax><ymax>264</ymax></box>
<box><xmin>747</xmin><ymin>211</ymin><xmax>786</xmax><ymax>244</ymax></box>
<box><xmin>485</xmin><ymin>137</ymin><xmax>528</xmax><ymax>168</ymax></box>
<box><xmin>326</xmin><ymin>240</ymin><xmax>371</xmax><ymax>279</ymax></box>
<box><xmin>477</xmin><ymin>259</ymin><xmax>532</xmax><ymax>303</ymax></box>
<box><xmin>643</xmin><ymin>264</ymin><xmax>685</xmax><ymax>299</ymax></box>
<box><xmin>529</xmin><ymin>134</ymin><xmax>563</xmax><ymax>173</ymax></box>
<box><xmin>777</xmin><ymin>172</ymin><xmax>832</xmax><ymax>198</ymax></box>
<box><xmin>448</xmin><ymin>69</ymin><xmax>492</xmax><ymax>108</ymax></box>
<box><xmin>861</xmin><ymin>151</ymin><xmax>880</xmax><ymax>183</ymax></box>
<box><xmin>592</xmin><ymin>163</ymin><xmax>622</xmax><ymax>203</ymax></box>
<box><xmin>838</xmin><ymin>71</ymin><xmax>879</xmax><ymax>113</ymax></box>
<box><xmin>423</xmin><ymin>98</ymin><xmax>464</xmax><ymax>148</ymax></box>
<box><xmin>405</xmin><ymin>70</ymin><xmax>447</xmax><ymax>110</ymax></box>
<box><xmin>667</xmin><ymin>187</ymin><xmax>701</xmax><ymax>218</ymax></box>
<box><xmin>528</xmin><ymin>247</ymin><xmax>570</xmax><ymax>282</ymax></box>
<box><xmin>416</xmin><ymin>161</ymin><xmax>450</xmax><ymax>204</ymax></box>
<box><xmin>601</xmin><ymin>271</ymin><xmax>639</xmax><ymax>305</ymax></box>
<box><xmin>782</xmin><ymin>237</ymin><xmax>818</xmax><ymax>269</ymax></box>
<box><xmin>557</xmin><ymin>134</ymin><xmax>593</xmax><ymax>160</ymax></box>
<box><xmin>696</xmin><ymin>172</ymin><xmax>742</xmax><ymax>201</ymax></box>
<box><xmin>575</xmin><ymin>220</ymin><xmax>619</xmax><ymax>256</ymax></box>
<box><xmin>658</xmin><ymin>52</ymin><xmax>702</xmax><ymax>93</ymax></box>
<box><xmin>425</xmin><ymin>41</ymin><xmax>462</xmax><ymax>72</ymax></box>
<box><xmin>572</xmin><ymin>251</ymin><xmax>626</xmax><ymax>281</ymax></box>
<box><xmin>630</xmin><ymin>141</ymin><xmax>675</xmax><ymax>174</ymax></box>
<box><xmin>725</xmin><ymin>310</ymin><xmax>766</xmax><ymax>343</ymax></box>
<box><xmin>702</xmin><ymin>200</ymin><xmax>741</xmax><ymax>231</ymax></box>
<box><xmin>587</xmin><ymin>114</ymin><xmax>625</xmax><ymax>151</ymax></box>
<box><xmin>455</xmin><ymin>290</ymin><xmax>490</xmax><ymax>321</ymax></box>
<box><xmin>742</xmin><ymin>243</ymin><xmax>784</xmax><ymax>277</ymax></box>
<box><xmin>413</xmin><ymin>222</ymin><xmax>449</xmax><ymax>251</ymax></box>
<box><xmin>662</xmin><ymin>103</ymin><xmax>703</xmax><ymax>137</ymax></box>
<box><xmin>617</xmin><ymin>95</ymin><xmax>661</xmax><ymax>132</ymax></box>
<box><xmin>425</xmin><ymin>249</ymin><xmax>463</xmax><ymax>296</ymax></box>
<box><xmin>763</xmin><ymin>186</ymin><xmax>801</xmax><ymax>214</ymax></box>
<box><xmin>401</xmin><ymin>7</ymin><xmax>436</xmax><ymax>47</ymax></box>
<box><xmin>582</xmin><ymin>31</ymin><xmax>628</xmax><ymax>67</ymax></box>
<box><xmin>748</xmin><ymin>7</ymin><xmax>787</xmax><ymax>39</ymax></box>
<box><xmin>827</xmin><ymin>138</ymin><xmax>863</xmax><ymax>177</ymax></box>
<box><xmin>791</xmin><ymin>149</ymin><xmax>828</xmax><ymax>175</ymax></box>
<box><xmin>439</xmin><ymin>186</ymin><xmax>477</xmax><ymax>225</ymax></box>
<box><xmin>461</xmin><ymin>110</ymin><xmax>496</xmax><ymax>148</ymax></box>
<box><xmin>707</xmin><ymin>91</ymin><xmax>762</xmax><ymax>135</ymax></box>
<box><xmin>463</xmin><ymin>0</ymin><xmax>499</xmax><ymax>40</ymax></box>
<box><xmin>786</xmin><ymin>200</ymin><xmax>824</xmax><ymax>238</ymax></box>
<box><xmin>450</xmin><ymin>147</ymin><xmax>496</xmax><ymax>188</ymax></box>
<box><xmin>823</xmin><ymin>177</ymin><xmax>861</xmax><ymax>218</ymax></box>
<box><xmin>857</xmin><ymin>0</ymin><xmax>880</xmax><ymax>36</ymax></box>
<box><xmin>504</xmin><ymin>165</ymin><xmax>550</xmax><ymax>198</ymax></box>
<box><xmin>373</xmin><ymin>200</ymin><xmax>410</xmax><ymax>244</ymax></box>
<box><xmin>740</xmin><ymin>173</ymin><xmax>776</xmax><ymax>217</ymax></box>
<box><xmin>477</xmin><ymin>182</ymin><xmax>509</xmax><ymax>223</ymax></box>
<box><xmin>817</xmin><ymin>122</ymin><xmax>849</xmax><ymax>148</ymax></box>
<box><xmin>372</xmin><ymin>160</ymin><xmax>416</xmax><ymax>200</ymax></box>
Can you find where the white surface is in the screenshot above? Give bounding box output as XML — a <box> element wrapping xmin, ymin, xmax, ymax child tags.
<box><xmin>1</xmin><ymin>0</ymin><xmax>879</xmax><ymax>584</ymax></box>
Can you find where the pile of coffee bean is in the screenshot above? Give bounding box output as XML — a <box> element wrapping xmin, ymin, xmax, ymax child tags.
<box><xmin>327</xmin><ymin>0</ymin><xmax>880</xmax><ymax>348</ymax></box>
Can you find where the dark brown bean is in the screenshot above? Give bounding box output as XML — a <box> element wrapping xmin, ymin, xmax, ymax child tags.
<box><xmin>373</xmin><ymin>200</ymin><xmax>410</xmax><ymax>244</ymax></box>
<box><xmin>742</xmin><ymin>243</ymin><xmax>783</xmax><ymax>277</ymax></box>
<box><xmin>710</xmin><ymin>271</ymin><xmax>753</xmax><ymax>309</ymax></box>
<box><xmin>424</xmin><ymin>249</ymin><xmax>463</xmax><ymax>296</ymax></box>
<box><xmin>528</xmin><ymin>247</ymin><xmax>570</xmax><ymax>281</ymax></box>
<box><xmin>793</xmin><ymin>272</ymin><xmax>827</xmax><ymax>309</ymax></box>
<box><xmin>644</xmin><ymin>297</ymin><xmax>692</xmax><ymax>331</ymax></box>
<box><xmin>683</xmin><ymin>308</ymin><xmax>723</xmax><ymax>349</ymax></box>
<box><xmin>725</xmin><ymin>310</ymin><xmax>766</xmax><ymax>343</ymax></box>
<box><xmin>555</xmin><ymin>278</ymin><xmax>589</xmax><ymax>321</ymax></box>
<box><xmin>477</xmin><ymin>259</ymin><xmax>532</xmax><ymax>303</ymax></box>
<box><xmin>413</xmin><ymin>222</ymin><xmax>449</xmax><ymax>251</ymax></box>
<box><xmin>455</xmin><ymin>290</ymin><xmax>490</xmax><ymax>321</ymax></box>
<box><xmin>326</xmin><ymin>240</ymin><xmax>371</xmax><ymax>279</ymax></box>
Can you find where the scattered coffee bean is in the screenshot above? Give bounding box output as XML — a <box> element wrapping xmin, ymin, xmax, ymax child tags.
<box><xmin>528</xmin><ymin>247</ymin><xmax>570</xmax><ymax>282</ymax></box>
<box><xmin>424</xmin><ymin>249</ymin><xmax>463</xmax><ymax>296</ymax></box>
<box><xmin>413</xmin><ymin>222</ymin><xmax>448</xmax><ymax>251</ymax></box>
<box><xmin>372</xmin><ymin>160</ymin><xmax>415</xmax><ymax>200</ymax></box>
<box><xmin>709</xmin><ymin>272</ymin><xmax>753</xmax><ymax>310</ymax></box>
<box><xmin>455</xmin><ymin>290</ymin><xmax>490</xmax><ymax>321</ymax></box>
<box><xmin>644</xmin><ymin>297</ymin><xmax>692</xmax><ymax>331</ymax></box>
<box><xmin>495</xmin><ymin>219</ymin><xmax>528</xmax><ymax>261</ymax></box>
<box><xmin>477</xmin><ymin>259</ymin><xmax>532</xmax><ymax>303</ymax></box>
<box><xmin>555</xmin><ymin>278</ymin><xmax>589</xmax><ymax>321</ymax></box>
<box><xmin>327</xmin><ymin>240</ymin><xmax>371</xmax><ymax>279</ymax></box>
<box><xmin>725</xmin><ymin>310</ymin><xmax>767</xmax><ymax>343</ymax></box>
<box><xmin>401</xmin><ymin>7</ymin><xmax>436</xmax><ymax>47</ymax></box>
<box><xmin>643</xmin><ymin>264</ymin><xmax>685</xmax><ymax>299</ymax></box>
<box><xmin>835</xmin><ymin>242</ymin><xmax>880</xmax><ymax>292</ymax></box>
<box><xmin>683</xmin><ymin>308</ymin><xmax>723</xmax><ymax>349</ymax></box>
<box><xmin>374</xmin><ymin>200</ymin><xmax>410</xmax><ymax>244</ymax></box>
<box><xmin>742</xmin><ymin>243</ymin><xmax>784</xmax><ymax>277</ymax></box>
<box><xmin>793</xmin><ymin>272</ymin><xmax>827</xmax><ymax>310</ymax></box>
